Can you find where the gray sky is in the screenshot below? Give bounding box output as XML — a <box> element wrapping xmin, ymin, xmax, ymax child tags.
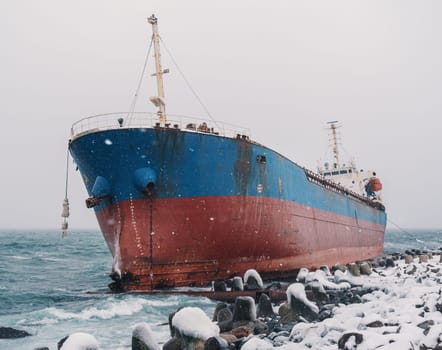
<box><xmin>1</xmin><ymin>1</ymin><xmax>441</xmax><ymax>230</ymax></box>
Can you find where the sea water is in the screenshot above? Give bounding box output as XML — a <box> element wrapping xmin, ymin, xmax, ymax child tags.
<box><xmin>0</xmin><ymin>229</ymin><xmax>441</xmax><ymax>349</ymax></box>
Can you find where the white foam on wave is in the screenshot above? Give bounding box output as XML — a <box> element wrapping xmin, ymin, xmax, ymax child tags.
<box><xmin>47</xmin><ymin>297</ymin><xmax>149</xmax><ymax>320</ymax></box>
<box><xmin>10</xmin><ymin>255</ymin><xmax>32</xmax><ymax>260</ymax></box>
<box><xmin>17</xmin><ymin>316</ymin><xmax>59</xmax><ymax>326</ymax></box>
<box><xmin>42</xmin><ymin>257</ymin><xmax>65</xmax><ymax>262</ymax></box>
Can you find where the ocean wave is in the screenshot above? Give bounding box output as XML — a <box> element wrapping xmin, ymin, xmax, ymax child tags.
<box><xmin>10</xmin><ymin>255</ymin><xmax>32</xmax><ymax>260</ymax></box>
<box><xmin>46</xmin><ymin>297</ymin><xmax>149</xmax><ymax>320</ymax></box>
<box><xmin>17</xmin><ymin>317</ymin><xmax>59</xmax><ymax>326</ymax></box>
<box><xmin>40</xmin><ymin>257</ymin><xmax>65</xmax><ymax>262</ymax></box>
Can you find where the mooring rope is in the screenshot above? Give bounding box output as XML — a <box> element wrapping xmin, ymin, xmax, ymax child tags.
<box><xmin>387</xmin><ymin>217</ymin><xmax>414</xmax><ymax>237</ymax></box>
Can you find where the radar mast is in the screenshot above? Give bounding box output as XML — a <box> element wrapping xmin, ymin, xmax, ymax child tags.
<box><xmin>327</xmin><ymin>121</ymin><xmax>341</xmax><ymax>169</ymax></box>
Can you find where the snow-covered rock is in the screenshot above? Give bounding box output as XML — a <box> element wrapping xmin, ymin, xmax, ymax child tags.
<box><xmin>244</xmin><ymin>269</ymin><xmax>264</xmax><ymax>289</ymax></box>
<box><xmin>60</xmin><ymin>332</ymin><xmax>99</xmax><ymax>350</ymax></box>
<box><xmin>286</xmin><ymin>283</ymin><xmax>319</xmax><ymax>314</ymax></box>
<box><xmin>172</xmin><ymin>307</ymin><xmax>219</xmax><ymax>340</ymax></box>
<box><xmin>132</xmin><ymin>322</ymin><xmax>160</xmax><ymax>350</ymax></box>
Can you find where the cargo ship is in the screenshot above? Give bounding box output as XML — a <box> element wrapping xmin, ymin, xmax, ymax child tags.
<box><xmin>67</xmin><ymin>15</ymin><xmax>386</xmax><ymax>291</ymax></box>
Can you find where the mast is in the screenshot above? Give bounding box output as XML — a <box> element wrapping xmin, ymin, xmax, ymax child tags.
<box><xmin>148</xmin><ymin>14</ymin><xmax>167</xmax><ymax>126</ymax></box>
<box><xmin>328</xmin><ymin>121</ymin><xmax>341</xmax><ymax>169</ymax></box>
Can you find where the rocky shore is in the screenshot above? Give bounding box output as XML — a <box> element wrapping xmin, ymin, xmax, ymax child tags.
<box><xmin>10</xmin><ymin>250</ymin><xmax>442</xmax><ymax>350</ymax></box>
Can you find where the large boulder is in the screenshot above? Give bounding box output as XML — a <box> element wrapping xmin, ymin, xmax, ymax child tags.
<box><xmin>281</xmin><ymin>283</ymin><xmax>319</xmax><ymax>323</ymax></box>
<box><xmin>348</xmin><ymin>263</ymin><xmax>360</xmax><ymax>276</ymax></box>
<box><xmin>231</xmin><ymin>277</ymin><xmax>244</xmax><ymax>291</ymax></box>
<box><xmin>296</xmin><ymin>268</ymin><xmax>310</xmax><ymax>283</ymax></box>
<box><xmin>204</xmin><ymin>336</ymin><xmax>230</xmax><ymax>350</ymax></box>
<box><xmin>59</xmin><ymin>333</ymin><xmax>99</xmax><ymax>350</ymax></box>
<box><xmin>331</xmin><ymin>264</ymin><xmax>347</xmax><ymax>273</ymax></box>
<box><xmin>162</xmin><ymin>337</ymin><xmax>183</xmax><ymax>350</ymax></box>
<box><xmin>243</xmin><ymin>269</ymin><xmax>263</xmax><ymax>290</ymax></box>
<box><xmin>132</xmin><ymin>322</ymin><xmax>160</xmax><ymax>350</ymax></box>
<box><xmin>172</xmin><ymin>307</ymin><xmax>220</xmax><ymax>350</ymax></box>
<box><xmin>404</xmin><ymin>255</ymin><xmax>414</xmax><ymax>264</ymax></box>
<box><xmin>217</xmin><ymin>308</ymin><xmax>234</xmax><ymax>332</ymax></box>
<box><xmin>338</xmin><ymin>332</ymin><xmax>363</xmax><ymax>349</ymax></box>
<box><xmin>241</xmin><ymin>337</ymin><xmax>273</xmax><ymax>350</ymax></box>
<box><xmin>232</xmin><ymin>297</ymin><xmax>256</xmax><ymax>323</ymax></box>
<box><xmin>256</xmin><ymin>293</ymin><xmax>275</xmax><ymax>318</ymax></box>
<box><xmin>213</xmin><ymin>303</ymin><xmax>228</xmax><ymax>321</ymax></box>
<box><xmin>359</xmin><ymin>262</ymin><xmax>372</xmax><ymax>276</ymax></box>
<box><xmin>385</xmin><ymin>257</ymin><xmax>395</xmax><ymax>268</ymax></box>
<box><xmin>420</xmin><ymin>254</ymin><xmax>429</xmax><ymax>263</ymax></box>
<box><xmin>0</xmin><ymin>326</ymin><xmax>31</xmax><ymax>339</ymax></box>
<box><xmin>213</xmin><ymin>281</ymin><xmax>227</xmax><ymax>292</ymax></box>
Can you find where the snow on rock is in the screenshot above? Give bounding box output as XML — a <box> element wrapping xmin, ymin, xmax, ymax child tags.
<box><xmin>132</xmin><ymin>322</ymin><xmax>160</xmax><ymax>350</ymax></box>
<box><xmin>319</xmin><ymin>265</ymin><xmax>332</xmax><ymax>276</ymax></box>
<box><xmin>278</xmin><ymin>255</ymin><xmax>442</xmax><ymax>349</ymax></box>
<box><xmin>296</xmin><ymin>268</ymin><xmax>309</xmax><ymax>283</ymax></box>
<box><xmin>60</xmin><ymin>332</ymin><xmax>99</xmax><ymax>350</ymax></box>
<box><xmin>305</xmin><ymin>269</ymin><xmax>351</xmax><ymax>290</ymax></box>
<box><xmin>233</xmin><ymin>296</ymin><xmax>256</xmax><ymax>322</ymax></box>
<box><xmin>289</xmin><ymin>322</ymin><xmax>328</xmax><ymax>344</ymax></box>
<box><xmin>171</xmin><ymin>307</ymin><xmax>219</xmax><ymax>340</ymax></box>
<box><xmin>333</xmin><ymin>269</ymin><xmax>364</xmax><ymax>286</ymax></box>
<box><xmin>232</xmin><ymin>276</ymin><xmax>244</xmax><ymax>291</ymax></box>
<box><xmin>421</xmin><ymin>324</ymin><xmax>442</xmax><ymax>348</ymax></box>
<box><xmin>241</xmin><ymin>337</ymin><xmax>274</xmax><ymax>350</ymax></box>
<box><xmin>244</xmin><ymin>269</ymin><xmax>264</xmax><ymax>289</ymax></box>
<box><xmin>93</xmin><ymin>254</ymin><xmax>442</xmax><ymax>350</ymax></box>
<box><xmin>286</xmin><ymin>283</ymin><xmax>319</xmax><ymax>314</ymax></box>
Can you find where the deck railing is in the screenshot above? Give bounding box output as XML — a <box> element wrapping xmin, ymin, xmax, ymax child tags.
<box><xmin>70</xmin><ymin>112</ymin><xmax>250</xmax><ymax>140</ymax></box>
<box><xmin>304</xmin><ymin>168</ymin><xmax>385</xmax><ymax>210</ymax></box>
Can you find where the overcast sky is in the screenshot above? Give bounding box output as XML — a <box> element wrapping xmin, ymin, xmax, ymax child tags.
<box><xmin>1</xmin><ymin>1</ymin><xmax>441</xmax><ymax>230</ymax></box>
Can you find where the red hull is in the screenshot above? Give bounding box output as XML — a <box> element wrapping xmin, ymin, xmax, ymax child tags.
<box><xmin>96</xmin><ymin>196</ymin><xmax>384</xmax><ymax>291</ymax></box>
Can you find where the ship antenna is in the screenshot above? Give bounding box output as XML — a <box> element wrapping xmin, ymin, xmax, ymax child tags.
<box><xmin>148</xmin><ymin>14</ymin><xmax>168</xmax><ymax>126</ymax></box>
<box><xmin>328</xmin><ymin>121</ymin><xmax>341</xmax><ymax>169</ymax></box>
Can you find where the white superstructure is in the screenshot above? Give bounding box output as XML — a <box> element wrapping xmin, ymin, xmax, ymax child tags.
<box><xmin>317</xmin><ymin>121</ymin><xmax>381</xmax><ymax>199</ymax></box>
